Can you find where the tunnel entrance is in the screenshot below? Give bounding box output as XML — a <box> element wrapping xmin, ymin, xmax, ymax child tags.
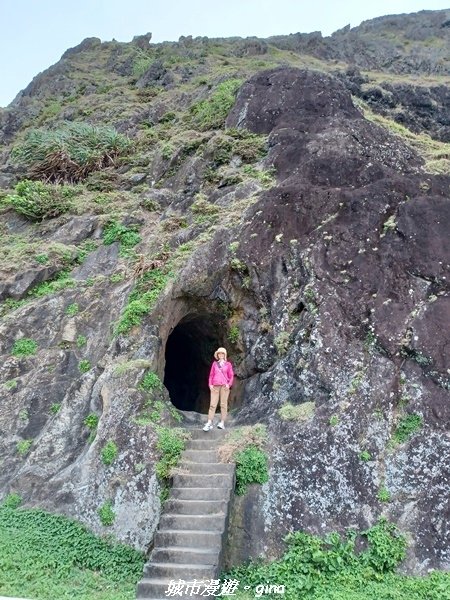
<box><xmin>164</xmin><ymin>313</ymin><xmax>226</xmax><ymax>414</ymax></box>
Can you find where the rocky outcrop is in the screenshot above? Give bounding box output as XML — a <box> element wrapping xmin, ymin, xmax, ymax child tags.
<box><xmin>0</xmin><ymin>11</ymin><xmax>449</xmax><ymax>577</ymax></box>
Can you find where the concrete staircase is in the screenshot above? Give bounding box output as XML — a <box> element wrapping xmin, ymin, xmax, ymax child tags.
<box><xmin>136</xmin><ymin>426</ymin><xmax>235</xmax><ymax>600</ymax></box>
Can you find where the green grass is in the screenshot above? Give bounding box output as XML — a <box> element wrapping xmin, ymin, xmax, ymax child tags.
<box><xmin>101</xmin><ymin>441</ymin><xmax>118</xmax><ymax>466</ymax></box>
<box><xmin>225</xmin><ymin>519</ymin><xmax>450</xmax><ymax>600</ymax></box>
<box><xmin>11</xmin><ymin>338</ymin><xmax>38</xmax><ymax>357</ymax></box>
<box><xmin>154</xmin><ymin>426</ymin><xmax>189</xmax><ymax>480</ymax></box>
<box><xmin>12</xmin><ymin>122</ymin><xmax>132</xmax><ymax>183</ymax></box>
<box><xmin>189</xmin><ymin>78</ymin><xmax>243</xmax><ymax>130</ymax></box>
<box><xmin>0</xmin><ymin>503</ymin><xmax>144</xmax><ymax>600</ymax></box>
<box><xmin>98</xmin><ymin>501</ymin><xmax>115</xmax><ymax>527</ymax></box>
<box><xmin>235</xmin><ymin>446</ymin><xmax>269</xmax><ymax>495</ymax></box>
<box><xmin>5</xmin><ymin>179</ymin><xmax>76</xmax><ymax>220</ymax></box>
<box><xmin>139</xmin><ymin>371</ymin><xmax>163</xmax><ymax>392</ymax></box>
<box><xmin>115</xmin><ymin>268</ymin><xmax>172</xmax><ymax>335</ymax></box>
<box><xmin>279</xmin><ymin>402</ymin><xmax>316</xmax><ymax>422</ymax></box>
<box><xmin>393</xmin><ymin>414</ymin><xmax>423</xmax><ymax>444</ymax></box>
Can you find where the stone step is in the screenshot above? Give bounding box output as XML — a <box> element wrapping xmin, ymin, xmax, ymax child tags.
<box><xmin>136</xmin><ymin>577</ymin><xmax>173</xmax><ymax>599</ymax></box>
<box><xmin>188</xmin><ymin>428</ymin><xmax>227</xmax><ymax>440</ymax></box>
<box><xmin>160</xmin><ymin>513</ymin><xmax>226</xmax><ymax>531</ymax></box>
<box><xmin>172</xmin><ymin>473</ymin><xmax>233</xmax><ymax>488</ymax></box>
<box><xmin>154</xmin><ymin>529</ymin><xmax>222</xmax><ymax>549</ymax></box>
<box><xmin>144</xmin><ymin>561</ymin><xmax>214</xmax><ymax>579</ymax></box>
<box><xmin>137</xmin><ymin>576</ymin><xmax>215</xmax><ymax>600</ymax></box>
<box><xmin>178</xmin><ymin>461</ymin><xmax>234</xmax><ymax>474</ymax></box>
<box><xmin>164</xmin><ymin>499</ymin><xmax>228</xmax><ymax>515</ymax></box>
<box><xmin>186</xmin><ymin>439</ymin><xmax>224</xmax><ymax>450</ymax></box>
<box><xmin>170</xmin><ymin>487</ymin><xmax>231</xmax><ymax>501</ymax></box>
<box><xmin>182</xmin><ymin>449</ymin><xmax>219</xmax><ymax>462</ymax></box>
<box><xmin>150</xmin><ymin>545</ymin><xmax>219</xmax><ymax>565</ymax></box>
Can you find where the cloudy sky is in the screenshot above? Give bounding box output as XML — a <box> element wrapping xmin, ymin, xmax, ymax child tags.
<box><xmin>0</xmin><ymin>0</ymin><xmax>448</xmax><ymax>107</ymax></box>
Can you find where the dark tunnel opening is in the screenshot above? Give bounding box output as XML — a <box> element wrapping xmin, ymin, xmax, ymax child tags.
<box><xmin>164</xmin><ymin>313</ymin><xmax>226</xmax><ymax>414</ymax></box>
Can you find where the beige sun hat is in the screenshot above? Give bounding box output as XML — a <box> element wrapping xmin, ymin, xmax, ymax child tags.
<box><xmin>214</xmin><ymin>347</ymin><xmax>227</xmax><ymax>360</ymax></box>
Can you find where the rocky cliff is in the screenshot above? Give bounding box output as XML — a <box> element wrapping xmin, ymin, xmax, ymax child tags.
<box><xmin>0</xmin><ymin>9</ymin><xmax>449</xmax><ymax>574</ymax></box>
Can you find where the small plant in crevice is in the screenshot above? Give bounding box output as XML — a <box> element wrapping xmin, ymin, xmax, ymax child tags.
<box><xmin>392</xmin><ymin>413</ymin><xmax>423</xmax><ymax>444</ymax></box>
<box><xmin>98</xmin><ymin>500</ymin><xmax>116</xmax><ymax>526</ymax></box>
<box><xmin>2</xmin><ymin>493</ymin><xmax>22</xmax><ymax>509</ymax></box>
<box><xmin>140</xmin><ymin>371</ymin><xmax>163</xmax><ymax>392</ymax></box>
<box><xmin>50</xmin><ymin>403</ymin><xmax>61</xmax><ymax>414</ymax></box>
<box><xmin>329</xmin><ymin>414</ymin><xmax>340</xmax><ymax>427</ymax></box>
<box><xmin>218</xmin><ymin>425</ymin><xmax>268</xmax><ymax>495</ymax></box>
<box><xmin>78</xmin><ymin>359</ymin><xmax>91</xmax><ymax>373</ymax></box>
<box><xmin>234</xmin><ymin>445</ymin><xmax>269</xmax><ymax>495</ymax></box>
<box><xmin>65</xmin><ymin>302</ymin><xmax>79</xmax><ymax>316</ymax></box>
<box><xmin>101</xmin><ymin>440</ymin><xmax>118</xmax><ymax>466</ymax></box>
<box><xmin>11</xmin><ymin>338</ymin><xmax>38</xmax><ymax>357</ymax></box>
<box><xmin>4</xmin><ymin>379</ymin><xmax>18</xmax><ymax>390</ymax></box>
<box><xmin>274</xmin><ymin>331</ymin><xmax>290</xmax><ymax>356</ymax></box>
<box><xmin>84</xmin><ymin>413</ymin><xmax>100</xmax><ymax>443</ymax></box>
<box><xmin>76</xmin><ymin>335</ymin><xmax>87</xmax><ymax>348</ymax></box>
<box><xmin>102</xmin><ymin>220</ymin><xmax>141</xmax><ymax>257</ymax></box>
<box><xmin>360</xmin><ymin>450</ymin><xmax>372</xmax><ymax>462</ymax></box>
<box><xmin>378</xmin><ymin>487</ymin><xmax>391</xmax><ymax>502</ymax></box>
<box><xmin>228</xmin><ymin>324</ymin><xmax>240</xmax><ymax>345</ymax></box>
<box><xmin>154</xmin><ymin>426</ymin><xmax>190</xmax><ymax>481</ymax></box>
<box><xmin>17</xmin><ymin>439</ymin><xmax>33</xmax><ymax>456</ymax></box>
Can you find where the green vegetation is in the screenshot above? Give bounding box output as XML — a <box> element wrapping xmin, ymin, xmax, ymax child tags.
<box><xmin>378</xmin><ymin>487</ymin><xmax>391</xmax><ymax>503</ymax></box>
<box><xmin>274</xmin><ymin>331</ymin><xmax>290</xmax><ymax>355</ymax></box>
<box><xmin>84</xmin><ymin>413</ymin><xmax>100</xmax><ymax>431</ymax></box>
<box><xmin>279</xmin><ymin>402</ymin><xmax>316</xmax><ymax>422</ymax></box>
<box><xmin>393</xmin><ymin>413</ymin><xmax>423</xmax><ymax>444</ymax></box>
<box><xmin>116</xmin><ymin>268</ymin><xmax>172</xmax><ymax>335</ymax></box>
<box><xmin>2</xmin><ymin>493</ymin><xmax>22</xmax><ymax>509</ymax></box>
<box><xmin>5</xmin><ymin>179</ymin><xmax>76</xmax><ymax>220</ymax></box>
<box><xmin>65</xmin><ymin>302</ymin><xmax>79</xmax><ymax>316</ymax></box>
<box><xmin>0</xmin><ymin>503</ymin><xmax>144</xmax><ymax>599</ymax></box>
<box><xmin>3</xmin><ymin>379</ymin><xmax>18</xmax><ymax>390</ymax></box>
<box><xmin>98</xmin><ymin>501</ymin><xmax>116</xmax><ymax>526</ymax></box>
<box><xmin>224</xmin><ymin>519</ymin><xmax>450</xmax><ymax>600</ymax></box>
<box><xmin>235</xmin><ymin>446</ymin><xmax>269</xmax><ymax>495</ymax></box>
<box><xmin>27</xmin><ymin>268</ymin><xmax>76</xmax><ymax>300</ymax></box>
<box><xmin>228</xmin><ymin>324</ymin><xmax>240</xmax><ymax>345</ymax></box>
<box><xmin>190</xmin><ymin>78</ymin><xmax>243</xmax><ymax>130</ymax></box>
<box><xmin>140</xmin><ymin>371</ymin><xmax>163</xmax><ymax>392</ymax></box>
<box><xmin>79</xmin><ymin>359</ymin><xmax>91</xmax><ymax>373</ymax></box>
<box><xmin>101</xmin><ymin>440</ymin><xmax>118</xmax><ymax>466</ymax></box>
<box><xmin>360</xmin><ymin>450</ymin><xmax>372</xmax><ymax>462</ymax></box>
<box><xmin>12</xmin><ymin>122</ymin><xmax>132</xmax><ymax>183</ymax></box>
<box><xmin>11</xmin><ymin>338</ymin><xmax>38</xmax><ymax>357</ymax></box>
<box><xmin>329</xmin><ymin>415</ymin><xmax>339</xmax><ymax>427</ymax></box>
<box><xmin>16</xmin><ymin>440</ymin><xmax>33</xmax><ymax>456</ymax></box>
<box><xmin>102</xmin><ymin>220</ymin><xmax>141</xmax><ymax>256</ymax></box>
<box><xmin>76</xmin><ymin>334</ymin><xmax>87</xmax><ymax>347</ymax></box>
<box><xmin>154</xmin><ymin>426</ymin><xmax>189</xmax><ymax>480</ymax></box>
<box><xmin>50</xmin><ymin>403</ymin><xmax>61</xmax><ymax>414</ymax></box>
<box><xmin>218</xmin><ymin>424</ymin><xmax>268</xmax><ymax>495</ymax></box>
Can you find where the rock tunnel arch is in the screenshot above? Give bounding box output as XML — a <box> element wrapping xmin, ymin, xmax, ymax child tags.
<box><xmin>164</xmin><ymin>312</ymin><xmax>232</xmax><ymax>414</ymax></box>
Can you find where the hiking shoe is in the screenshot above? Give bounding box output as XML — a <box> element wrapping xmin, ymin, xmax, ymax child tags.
<box><xmin>217</xmin><ymin>421</ymin><xmax>225</xmax><ymax>430</ymax></box>
<box><xmin>203</xmin><ymin>422</ymin><xmax>213</xmax><ymax>431</ymax></box>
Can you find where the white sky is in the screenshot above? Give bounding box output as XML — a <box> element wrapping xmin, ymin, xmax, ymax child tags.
<box><xmin>0</xmin><ymin>0</ymin><xmax>448</xmax><ymax>107</ymax></box>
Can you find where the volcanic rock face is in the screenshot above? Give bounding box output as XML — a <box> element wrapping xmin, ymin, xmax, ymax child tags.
<box><xmin>0</xmin><ymin>22</ymin><xmax>449</xmax><ymax>574</ymax></box>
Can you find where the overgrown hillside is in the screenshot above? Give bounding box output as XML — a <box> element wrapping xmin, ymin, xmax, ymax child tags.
<box><xmin>0</xmin><ymin>10</ymin><xmax>449</xmax><ymax>594</ymax></box>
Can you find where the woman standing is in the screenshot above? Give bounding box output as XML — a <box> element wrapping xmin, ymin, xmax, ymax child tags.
<box><xmin>203</xmin><ymin>347</ymin><xmax>234</xmax><ymax>431</ymax></box>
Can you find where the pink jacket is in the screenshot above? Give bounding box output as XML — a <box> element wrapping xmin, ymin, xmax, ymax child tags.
<box><xmin>209</xmin><ymin>360</ymin><xmax>234</xmax><ymax>387</ymax></box>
